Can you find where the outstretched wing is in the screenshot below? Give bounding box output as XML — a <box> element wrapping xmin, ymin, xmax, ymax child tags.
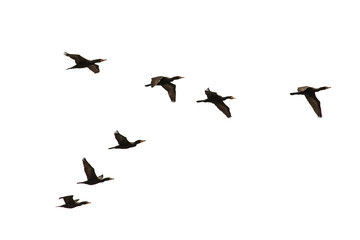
<box><xmin>151</xmin><ymin>76</ymin><xmax>164</xmax><ymax>87</ymax></box>
<box><xmin>64</xmin><ymin>52</ymin><xmax>88</xmax><ymax>64</ymax></box>
<box><xmin>214</xmin><ymin>101</ymin><xmax>231</xmax><ymax>118</ymax></box>
<box><xmin>59</xmin><ymin>195</ymin><xmax>76</xmax><ymax>204</ymax></box>
<box><xmin>88</xmin><ymin>64</ymin><xmax>100</xmax><ymax>73</ymax></box>
<box><xmin>305</xmin><ymin>93</ymin><xmax>322</xmax><ymax>117</ymax></box>
<box><xmin>205</xmin><ymin>88</ymin><xmax>220</xmax><ymax>99</ymax></box>
<box><xmin>114</xmin><ymin>131</ymin><xmax>130</xmax><ymax>144</ymax></box>
<box><xmin>161</xmin><ymin>83</ymin><xmax>176</xmax><ymax>102</ymax></box>
<box><xmin>82</xmin><ymin>158</ymin><xmax>98</xmax><ymax>180</ymax></box>
<box><xmin>297</xmin><ymin>86</ymin><xmax>309</xmax><ymax>92</ymax></box>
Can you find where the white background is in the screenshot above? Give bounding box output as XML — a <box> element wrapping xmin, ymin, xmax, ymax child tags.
<box><xmin>1</xmin><ymin>0</ymin><xmax>360</xmax><ymax>239</ymax></box>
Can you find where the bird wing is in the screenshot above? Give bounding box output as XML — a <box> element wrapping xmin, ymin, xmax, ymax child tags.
<box><xmin>59</xmin><ymin>195</ymin><xmax>76</xmax><ymax>204</ymax></box>
<box><xmin>161</xmin><ymin>83</ymin><xmax>176</xmax><ymax>102</ymax></box>
<box><xmin>297</xmin><ymin>86</ymin><xmax>309</xmax><ymax>92</ymax></box>
<box><xmin>88</xmin><ymin>64</ymin><xmax>100</xmax><ymax>73</ymax></box>
<box><xmin>82</xmin><ymin>158</ymin><xmax>98</xmax><ymax>180</ymax></box>
<box><xmin>305</xmin><ymin>93</ymin><xmax>322</xmax><ymax>117</ymax></box>
<box><xmin>205</xmin><ymin>88</ymin><xmax>220</xmax><ymax>99</ymax></box>
<box><xmin>151</xmin><ymin>76</ymin><xmax>164</xmax><ymax>87</ymax></box>
<box><xmin>64</xmin><ymin>52</ymin><xmax>88</xmax><ymax>64</ymax></box>
<box><xmin>214</xmin><ymin>101</ymin><xmax>232</xmax><ymax>118</ymax></box>
<box><xmin>114</xmin><ymin>131</ymin><xmax>129</xmax><ymax>144</ymax></box>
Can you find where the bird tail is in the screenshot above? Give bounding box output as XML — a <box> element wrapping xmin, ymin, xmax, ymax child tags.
<box><xmin>108</xmin><ymin>146</ymin><xmax>116</xmax><ymax>149</ymax></box>
<box><xmin>290</xmin><ymin>92</ymin><xmax>299</xmax><ymax>95</ymax></box>
<box><xmin>145</xmin><ymin>84</ymin><xmax>151</xmax><ymax>87</ymax></box>
<box><xmin>196</xmin><ymin>100</ymin><xmax>205</xmax><ymax>103</ymax></box>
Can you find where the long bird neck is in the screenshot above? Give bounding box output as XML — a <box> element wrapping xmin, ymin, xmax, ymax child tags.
<box><xmin>316</xmin><ymin>87</ymin><xmax>328</xmax><ymax>92</ymax></box>
<box><xmin>169</xmin><ymin>76</ymin><xmax>181</xmax><ymax>81</ymax></box>
<box><xmin>222</xmin><ymin>96</ymin><xmax>233</xmax><ymax>100</ymax></box>
<box><xmin>91</xmin><ymin>59</ymin><xmax>102</xmax><ymax>64</ymax></box>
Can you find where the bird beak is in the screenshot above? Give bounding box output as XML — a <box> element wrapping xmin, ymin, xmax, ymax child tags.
<box><xmin>140</xmin><ymin>140</ymin><xmax>146</xmax><ymax>143</ymax></box>
<box><xmin>101</xmin><ymin>59</ymin><xmax>107</xmax><ymax>62</ymax></box>
<box><xmin>326</xmin><ymin>87</ymin><xmax>331</xmax><ymax>89</ymax></box>
<box><xmin>86</xmin><ymin>202</ymin><xmax>91</xmax><ymax>205</ymax></box>
<box><xmin>231</xmin><ymin>96</ymin><xmax>236</xmax><ymax>99</ymax></box>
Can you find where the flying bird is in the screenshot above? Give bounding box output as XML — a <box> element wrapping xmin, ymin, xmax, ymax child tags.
<box><xmin>57</xmin><ymin>195</ymin><xmax>90</xmax><ymax>209</ymax></box>
<box><xmin>77</xmin><ymin>158</ymin><xmax>114</xmax><ymax>185</ymax></box>
<box><xmin>109</xmin><ymin>130</ymin><xmax>145</xmax><ymax>149</ymax></box>
<box><xmin>196</xmin><ymin>88</ymin><xmax>235</xmax><ymax>118</ymax></box>
<box><xmin>64</xmin><ymin>52</ymin><xmax>106</xmax><ymax>73</ymax></box>
<box><xmin>290</xmin><ymin>86</ymin><xmax>331</xmax><ymax>117</ymax></box>
<box><xmin>145</xmin><ymin>76</ymin><xmax>184</xmax><ymax>102</ymax></box>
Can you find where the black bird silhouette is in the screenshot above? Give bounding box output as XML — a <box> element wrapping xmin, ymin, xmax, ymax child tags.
<box><xmin>77</xmin><ymin>158</ymin><xmax>114</xmax><ymax>185</ymax></box>
<box><xmin>290</xmin><ymin>86</ymin><xmax>331</xmax><ymax>117</ymax></box>
<box><xmin>64</xmin><ymin>52</ymin><xmax>106</xmax><ymax>73</ymax></box>
<box><xmin>196</xmin><ymin>88</ymin><xmax>235</xmax><ymax>118</ymax></box>
<box><xmin>57</xmin><ymin>195</ymin><xmax>90</xmax><ymax>209</ymax></box>
<box><xmin>109</xmin><ymin>130</ymin><xmax>145</xmax><ymax>149</ymax></box>
<box><xmin>145</xmin><ymin>76</ymin><xmax>184</xmax><ymax>102</ymax></box>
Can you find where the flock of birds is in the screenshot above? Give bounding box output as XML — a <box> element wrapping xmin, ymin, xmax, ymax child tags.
<box><xmin>57</xmin><ymin>52</ymin><xmax>331</xmax><ymax>208</ymax></box>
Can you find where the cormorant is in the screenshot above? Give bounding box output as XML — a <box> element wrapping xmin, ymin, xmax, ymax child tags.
<box><xmin>57</xmin><ymin>195</ymin><xmax>90</xmax><ymax>208</ymax></box>
<box><xmin>196</xmin><ymin>88</ymin><xmax>235</xmax><ymax>118</ymax></box>
<box><xmin>109</xmin><ymin>130</ymin><xmax>145</xmax><ymax>149</ymax></box>
<box><xmin>77</xmin><ymin>158</ymin><xmax>114</xmax><ymax>185</ymax></box>
<box><xmin>64</xmin><ymin>52</ymin><xmax>106</xmax><ymax>73</ymax></box>
<box><xmin>145</xmin><ymin>76</ymin><xmax>184</xmax><ymax>102</ymax></box>
<box><xmin>290</xmin><ymin>86</ymin><xmax>331</xmax><ymax>117</ymax></box>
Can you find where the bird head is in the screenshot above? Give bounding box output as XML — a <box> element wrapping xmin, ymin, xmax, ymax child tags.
<box><xmin>224</xmin><ymin>96</ymin><xmax>235</xmax><ymax>100</ymax></box>
<box><xmin>94</xmin><ymin>59</ymin><xmax>106</xmax><ymax>63</ymax></box>
<box><xmin>135</xmin><ymin>140</ymin><xmax>146</xmax><ymax>145</ymax></box>
<box><xmin>318</xmin><ymin>86</ymin><xmax>331</xmax><ymax>91</ymax></box>
<box><xmin>104</xmin><ymin>177</ymin><xmax>114</xmax><ymax>182</ymax></box>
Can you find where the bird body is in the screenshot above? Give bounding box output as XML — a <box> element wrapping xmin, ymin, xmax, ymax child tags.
<box><xmin>109</xmin><ymin>130</ymin><xmax>145</xmax><ymax>149</ymax></box>
<box><xmin>57</xmin><ymin>195</ymin><xmax>90</xmax><ymax>208</ymax></box>
<box><xmin>77</xmin><ymin>158</ymin><xmax>114</xmax><ymax>185</ymax></box>
<box><xmin>145</xmin><ymin>76</ymin><xmax>184</xmax><ymax>102</ymax></box>
<box><xmin>290</xmin><ymin>86</ymin><xmax>330</xmax><ymax>117</ymax></box>
<box><xmin>64</xmin><ymin>52</ymin><xmax>106</xmax><ymax>73</ymax></box>
<box><xmin>196</xmin><ymin>88</ymin><xmax>235</xmax><ymax>118</ymax></box>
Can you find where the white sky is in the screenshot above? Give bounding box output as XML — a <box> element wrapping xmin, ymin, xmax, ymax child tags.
<box><xmin>1</xmin><ymin>0</ymin><xmax>360</xmax><ymax>239</ymax></box>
